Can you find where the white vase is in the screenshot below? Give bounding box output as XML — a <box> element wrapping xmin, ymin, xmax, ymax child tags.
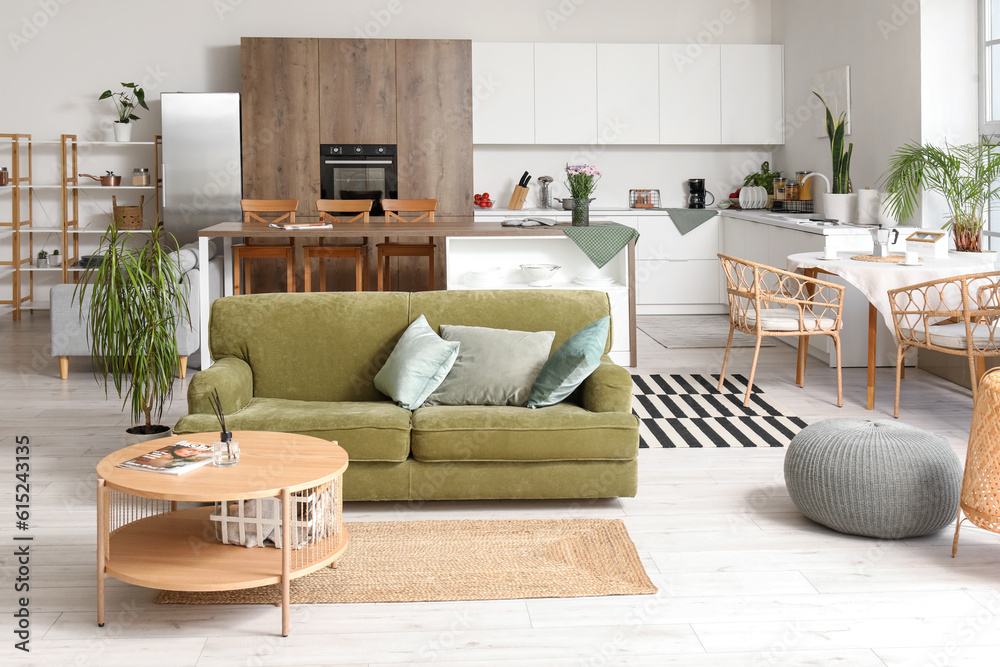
<box><xmin>823</xmin><ymin>193</ymin><xmax>858</xmax><ymax>224</ymax></box>
<box><xmin>113</xmin><ymin>122</ymin><xmax>132</xmax><ymax>142</ymax></box>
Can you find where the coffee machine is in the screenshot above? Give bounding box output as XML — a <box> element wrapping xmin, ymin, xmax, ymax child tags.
<box><xmin>687</xmin><ymin>178</ymin><xmax>715</xmax><ymax>209</ymax></box>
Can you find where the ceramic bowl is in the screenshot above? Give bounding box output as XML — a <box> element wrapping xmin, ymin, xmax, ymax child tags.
<box><xmin>520</xmin><ymin>263</ymin><xmax>561</xmax><ymax>286</ymax></box>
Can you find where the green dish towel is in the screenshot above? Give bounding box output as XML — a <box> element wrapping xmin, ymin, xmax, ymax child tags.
<box><xmin>663</xmin><ymin>208</ymin><xmax>718</xmax><ymax>236</ymax></box>
<box><xmin>561</xmin><ymin>223</ymin><xmax>640</xmax><ymax>269</ymax></box>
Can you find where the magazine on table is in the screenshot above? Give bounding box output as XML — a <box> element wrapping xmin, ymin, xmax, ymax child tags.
<box><xmin>268</xmin><ymin>222</ymin><xmax>333</xmax><ymax>229</ymax></box>
<box><xmin>117</xmin><ymin>441</ymin><xmax>214</xmax><ymax>475</ymax></box>
<box><xmin>500</xmin><ymin>217</ymin><xmax>558</xmax><ymax>227</ymax></box>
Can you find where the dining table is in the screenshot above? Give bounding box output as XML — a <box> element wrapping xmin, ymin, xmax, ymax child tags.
<box><xmin>787</xmin><ymin>249</ymin><xmax>997</xmax><ymax>410</ymax></box>
<box><xmin>196</xmin><ymin>219</ymin><xmax>639</xmax><ymax>370</ymax></box>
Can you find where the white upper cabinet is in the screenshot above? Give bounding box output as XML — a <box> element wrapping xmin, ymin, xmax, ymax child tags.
<box><xmin>472</xmin><ymin>43</ymin><xmax>536</xmax><ymax>144</ymax></box>
<box><xmin>534</xmin><ymin>43</ymin><xmax>598</xmax><ymax>144</ymax></box>
<box><xmin>720</xmin><ymin>44</ymin><xmax>784</xmax><ymax>144</ymax></box>
<box><xmin>659</xmin><ymin>44</ymin><xmax>722</xmax><ymax>145</ymax></box>
<box><xmin>596</xmin><ymin>44</ymin><xmax>659</xmax><ymax>145</ymax></box>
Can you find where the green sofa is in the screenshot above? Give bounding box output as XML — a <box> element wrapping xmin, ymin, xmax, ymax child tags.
<box><xmin>173</xmin><ymin>290</ymin><xmax>639</xmax><ymax>501</ymax></box>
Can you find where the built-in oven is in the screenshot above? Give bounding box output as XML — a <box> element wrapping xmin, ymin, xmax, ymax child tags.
<box><xmin>319</xmin><ymin>144</ymin><xmax>398</xmax><ymax>216</ymax></box>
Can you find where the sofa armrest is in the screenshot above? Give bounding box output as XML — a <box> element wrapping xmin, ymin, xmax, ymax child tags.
<box><xmin>581</xmin><ymin>355</ymin><xmax>633</xmax><ymax>413</ymax></box>
<box><xmin>186</xmin><ymin>357</ymin><xmax>254</xmax><ymax>415</ymax></box>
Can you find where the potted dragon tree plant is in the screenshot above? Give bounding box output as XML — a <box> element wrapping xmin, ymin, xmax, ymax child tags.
<box><xmin>882</xmin><ymin>139</ymin><xmax>1000</xmax><ymax>253</ymax></box>
<box><xmin>814</xmin><ymin>92</ymin><xmax>856</xmax><ymax>223</ymax></box>
<box><xmin>75</xmin><ymin>221</ymin><xmax>189</xmax><ymax>444</ymax></box>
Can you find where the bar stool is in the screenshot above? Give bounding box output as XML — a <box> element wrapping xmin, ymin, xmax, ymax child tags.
<box><xmin>303</xmin><ymin>199</ymin><xmax>372</xmax><ymax>292</ymax></box>
<box><xmin>377</xmin><ymin>199</ymin><xmax>437</xmax><ymax>291</ymax></box>
<box><xmin>233</xmin><ymin>199</ymin><xmax>298</xmax><ymax>295</ymax></box>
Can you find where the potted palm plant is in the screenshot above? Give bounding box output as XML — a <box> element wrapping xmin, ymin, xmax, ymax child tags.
<box><xmin>99</xmin><ymin>82</ymin><xmax>149</xmax><ymax>142</ymax></box>
<box><xmin>75</xmin><ymin>221</ymin><xmax>189</xmax><ymax>444</ymax></box>
<box><xmin>882</xmin><ymin>139</ymin><xmax>1000</xmax><ymax>253</ymax></box>
<box><xmin>814</xmin><ymin>92</ymin><xmax>856</xmax><ymax>223</ymax></box>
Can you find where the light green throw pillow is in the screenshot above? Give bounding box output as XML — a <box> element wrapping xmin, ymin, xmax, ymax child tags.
<box><xmin>527</xmin><ymin>316</ymin><xmax>611</xmax><ymax>408</ymax></box>
<box><xmin>423</xmin><ymin>325</ymin><xmax>556</xmax><ymax>407</ymax></box>
<box><xmin>374</xmin><ymin>315</ymin><xmax>460</xmax><ymax>410</ymax></box>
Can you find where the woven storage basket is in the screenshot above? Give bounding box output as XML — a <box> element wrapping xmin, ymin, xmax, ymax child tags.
<box><xmin>112</xmin><ymin>195</ymin><xmax>144</xmax><ymax>230</ymax></box>
<box><xmin>210</xmin><ymin>479</ymin><xmax>342</xmax><ymax>549</ymax></box>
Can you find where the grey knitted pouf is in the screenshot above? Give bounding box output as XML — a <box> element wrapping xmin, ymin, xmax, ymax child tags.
<box><xmin>784</xmin><ymin>418</ymin><xmax>962</xmax><ymax>539</ymax></box>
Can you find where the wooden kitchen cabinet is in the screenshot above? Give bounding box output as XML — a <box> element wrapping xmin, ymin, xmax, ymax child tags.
<box><xmin>318</xmin><ymin>39</ymin><xmax>397</xmax><ymax>145</ymax></box>
<box><xmin>241</xmin><ymin>38</ymin><xmax>321</xmax><ymax>208</ymax></box>
<box><xmin>721</xmin><ymin>45</ymin><xmax>784</xmax><ymax>145</ymax></box>
<box><xmin>658</xmin><ymin>44</ymin><xmax>722</xmax><ymax>145</ymax></box>
<box><xmin>471</xmin><ymin>43</ymin><xmax>535</xmax><ymax>144</ymax></box>
<box><xmin>597</xmin><ymin>44</ymin><xmax>659</xmax><ymax>144</ymax></box>
<box><xmin>534</xmin><ymin>43</ymin><xmax>598</xmax><ymax>144</ymax></box>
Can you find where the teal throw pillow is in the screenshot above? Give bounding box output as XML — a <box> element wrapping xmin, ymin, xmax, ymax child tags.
<box><xmin>527</xmin><ymin>316</ymin><xmax>611</xmax><ymax>408</ymax></box>
<box><xmin>374</xmin><ymin>315</ymin><xmax>460</xmax><ymax>410</ymax></box>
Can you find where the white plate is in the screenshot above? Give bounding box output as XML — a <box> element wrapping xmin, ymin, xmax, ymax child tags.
<box><xmin>739</xmin><ymin>189</ymin><xmax>751</xmax><ymax>209</ymax></box>
<box><xmin>528</xmin><ymin>279</ymin><xmax>553</xmax><ymax>287</ymax></box>
<box><xmin>755</xmin><ymin>186</ymin><xmax>767</xmax><ymax>208</ymax></box>
<box><xmin>900</xmin><ymin>261</ymin><xmax>923</xmax><ymax>267</ymax></box>
<box><xmin>574</xmin><ymin>276</ymin><xmax>615</xmax><ymax>286</ymax></box>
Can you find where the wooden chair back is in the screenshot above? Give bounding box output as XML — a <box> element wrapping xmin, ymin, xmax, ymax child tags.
<box><xmin>316</xmin><ymin>199</ymin><xmax>372</xmax><ymax>224</ymax></box>
<box><xmin>718</xmin><ymin>254</ymin><xmax>844</xmax><ymax>335</ymax></box>
<box><xmin>241</xmin><ymin>199</ymin><xmax>298</xmax><ymax>225</ymax></box>
<box><xmin>381</xmin><ymin>199</ymin><xmax>437</xmax><ymax>223</ymax></box>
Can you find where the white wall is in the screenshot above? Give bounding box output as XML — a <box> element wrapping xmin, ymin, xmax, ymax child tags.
<box><xmin>771</xmin><ymin>0</ymin><xmax>923</xmax><ymax>210</ymax></box>
<box><xmin>2</xmin><ymin>0</ymin><xmax>774</xmax><ymax>208</ymax></box>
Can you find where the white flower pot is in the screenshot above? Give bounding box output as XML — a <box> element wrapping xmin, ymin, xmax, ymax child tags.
<box><xmin>113</xmin><ymin>122</ymin><xmax>132</xmax><ymax>142</ymax></box>
<box><xmin>823</xmin><ymin>193</ymin><xmax>858</xmax><ymax>224</ymax></box>
<box><xmin>48</xmin><ymin>255</ymin><xmax>61</xmax><ymax>267</ymax></box>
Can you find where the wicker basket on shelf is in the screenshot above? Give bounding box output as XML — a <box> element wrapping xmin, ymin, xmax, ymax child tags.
<box><xmin>112</xmin><ymin>195</ymin><xmax>144</xmax><ymax>230</ymax></box>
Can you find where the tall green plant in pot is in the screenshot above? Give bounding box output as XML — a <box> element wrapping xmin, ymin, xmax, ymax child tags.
<box><xmin>882</xmin><ymin>140</ymin><xmax>1000</xmax><ymax>252</ymax></box>
<box><xmin>815</xmin><ymin>92</ymin><xmax>856</xmax><ymax>222</ymax></box>
<box><xmin>75</xmin><ymin>222</ymin><xmax>188</xmax><ymax>440</ymax></box>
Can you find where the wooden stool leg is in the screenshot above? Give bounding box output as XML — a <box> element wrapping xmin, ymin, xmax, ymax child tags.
<box><xmin>178</xmin><ymin>355</ymin><xmax>188</xmax><ymax>379</ymax></box>
<box><xmin>319</xmin><ymin>258</ymin><xmax>328</xmax><ymax>292</ymax></box>
<box><xmin>233</xmin><ymin>251</ymin><xmax>242</xmax><ymax>296</ymax></box>
<box><xmin>428</xmin><ymin>252</ymin><xmax>435</xmax><ymax>291</ymax></box>
<box><xmin>354</xmin><ymin>251</ymin><xmax>364</xmax><ymax>291</ymax></box>
<box><xmin>377</xmin><ymin>253</ymin><xmax>384</xmax><ymax>291</ymax></box>
<box><xmin>59</xmin><ymin>356</ymin><xmax>69</xmax><ymax>380</ymax></box>
<box><xmin>286</xmin><ymin>250</ymin><xmax>295</xmax><ymax>293</ymax></box>
<box><xmin>304</xmin><ymin>253</ymin><xmax>313</xmax><ymax>293</ymax></box>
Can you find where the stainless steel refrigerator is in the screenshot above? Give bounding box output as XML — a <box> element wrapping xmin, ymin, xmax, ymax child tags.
<box><xmin>161</xmin><ymin>92</ymin><xmax>242</xmax><ymax>247</ymax></box>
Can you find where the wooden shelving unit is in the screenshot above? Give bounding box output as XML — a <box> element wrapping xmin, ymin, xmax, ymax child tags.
<box><xmin>0</xmin><ymin>133</ymin><xmax>161</xmax><ymax>319</ymax></box>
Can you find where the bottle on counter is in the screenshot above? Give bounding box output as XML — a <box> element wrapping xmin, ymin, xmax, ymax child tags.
<box><xmin>796</xmin><ymin>171</ymin><xmax>812</xmax><ymax>200</ymax></box>
<box><xmin>773</xmin><ymin>177</ymin><xmax>787</xmax><ymax>201</ymax></box>
<box><xmin>132</xmin><ymin>168</ymin><xmax>150</xmax><ymax>187</ymax></box>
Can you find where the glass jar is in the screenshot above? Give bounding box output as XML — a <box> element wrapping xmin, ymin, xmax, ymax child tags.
<box><xmin>213</xmin><ymin>436</ymin><xmax>240</xmax><ymax>467</ymax></box>
<box><xmin>0</xmin><ymin>167</ymin><xmax>8</xmax><ymax>186</ymax></box>
<box><xmin>785</xmin><ymin>180</ymin><xmax>799</xmax><ymax>201</ymax></box>
<box><xmin>132</xmin><ymin>168</ymin><xmax>150</xmax><ymax>187</ymax></box>
<box><xmin>773</xmin><ymin>177</ymin><xmax>787</xmax><ymax>201</ymax></box>
<box><xmin>796</xmin><ymin>171</ymin><xmax>812</xmax><ymax>200</ymax></box>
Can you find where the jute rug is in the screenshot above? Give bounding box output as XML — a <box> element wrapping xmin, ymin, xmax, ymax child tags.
<box><xmin>637</xmin><ymin>314</ymin><xmax>774</xmax><ymax>349</ymax></box>
<box><xmin>156</xmin><ymin>518</ymin><xmax>656</xmax><ymax>605</ymax></box>
<box><xmin>633</xmin><ymin>373</ymin><xmax>807</xmax><ymax>448</ymax></box>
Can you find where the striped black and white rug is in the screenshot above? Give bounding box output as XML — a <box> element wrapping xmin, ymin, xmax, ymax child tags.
<box><xmin>632</xmin><ymin>374</ymin><xmax>808</xmax><ymax>448</ymax></box>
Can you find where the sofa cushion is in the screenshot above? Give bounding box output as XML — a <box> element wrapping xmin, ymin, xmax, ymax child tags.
<box><xmin>374</xmin><ymin>315</ymin><xmax>460</xmax><ymax>409</ymax></box>
<box><xmin>410</xmin><ymin>403</ymin><xmax>639</xmax><ymax>462</ymax></box>
<box><xmin>174</xmin><ymin>398</ymin><xmax>412</xmax><ymax>462</ymax></box>
<box><xmin>424</xmin><ymin>325</ymin><xmax>555</xmax><ymax>407</ymax></box>
<box><xmin>528</xmin><ymin>316</ymin><xmax>610</xmax><ymax>408</ymax></box>
<box><xmin>411</xmin><ymin>289</ymin><xmax>613</xmax><ymax>354</ymax></box>
<box><xmin>209</xmin><ymin>293</ymin><xmax>410</xmax><ymax>402</ymax></box>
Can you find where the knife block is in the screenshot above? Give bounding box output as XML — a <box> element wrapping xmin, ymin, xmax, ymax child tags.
<box><xmin>507</xmin><ymin>186</ymin><xmax>529</xmax><ymax>210</ymax></box>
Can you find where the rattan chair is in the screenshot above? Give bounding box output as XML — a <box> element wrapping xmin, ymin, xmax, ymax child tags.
<box><xmin>718</xmin><ymin>254</ymin><xmax>845</xmax><ymax>407</ymax></box>
<box><xmin>303</xmin><ymin>199</ymin><xmax>373</xmax><ymax>292</ymax></box>
<box><xmin>376</xmin><ymin>199</ymin><xmax>437</xmax><ymax>291</ymax></box>
<box><xmin>233</xmin><ymin>199</ymin><xmax>298</xmax><ymax>295</ymax></box>
<box><xmin>888</xmin><ymin>271</ymin><xmax>1000</xmax><ymax>418</ymax></box>
<box><xmin>953</xmin><ymin>366</ymin><xmax>1000</xmax><ymax>557</ymax></box>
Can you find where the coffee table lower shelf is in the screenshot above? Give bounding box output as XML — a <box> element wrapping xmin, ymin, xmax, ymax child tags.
<box><xmin>105</xmin><ymin>506</ymin><xmax>349</xmax><ymax>591</ymax></box>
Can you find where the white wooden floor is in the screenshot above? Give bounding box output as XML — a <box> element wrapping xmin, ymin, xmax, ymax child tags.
<box><xmin>3</xmin><ymin>311</ymin><xmax>1000</xmax><ymax>666</ymax></box>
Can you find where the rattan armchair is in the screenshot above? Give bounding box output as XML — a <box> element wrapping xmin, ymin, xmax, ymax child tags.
<box><xmin>888</xmin><ymin>271</ymin><xmax>1000</xmax><ymax>418</ymax></box>
<box><xmin>718</xmin><ymin>254</ymin><xmax>845</xmax><ymax>407</ymax></box>
<box><xmin>953</xmin><ymin>366</ymin><xmax>1000</xmax><ymax>557</ymax></box>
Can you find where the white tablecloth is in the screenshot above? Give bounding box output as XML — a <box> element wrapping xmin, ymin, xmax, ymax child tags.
<box><xmin>787</xmin><ymin>251</ymin><xmax>997</xmax><ymax>331</ymax></box>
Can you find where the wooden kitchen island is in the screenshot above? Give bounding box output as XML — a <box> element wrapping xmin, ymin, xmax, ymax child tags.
<box><xmin>197</xmin><ymin>220</ymin><xmax>637</xmax><ymax>369</ymax></box>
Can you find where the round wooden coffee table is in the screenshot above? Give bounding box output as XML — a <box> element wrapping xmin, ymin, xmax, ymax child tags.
<box><xmin>96</xmin><ymin>431</ymin><xmax>349</xmax><ymax>636</ymax></box>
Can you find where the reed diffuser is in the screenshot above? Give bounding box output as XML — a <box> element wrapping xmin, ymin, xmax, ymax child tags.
<box><xmin>208</xmin><ymin>389</ymin><xmax>239</xmax><ymax>467</ymax></box>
